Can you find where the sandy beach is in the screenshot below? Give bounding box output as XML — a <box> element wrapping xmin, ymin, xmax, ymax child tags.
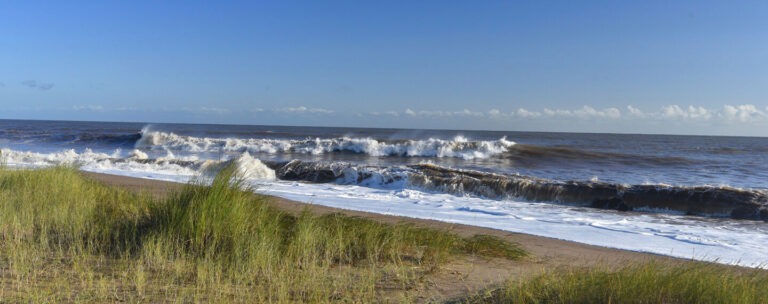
<box><xmin>83</xmin><ymin>171</ymin><xmax>687</xmax><ymax>301</ymax></box>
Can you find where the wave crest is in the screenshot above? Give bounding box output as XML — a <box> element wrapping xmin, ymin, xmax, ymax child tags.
<box><xmin>263</xmin><ymin>161</ymin><xmax>768</xmax><ymax>221</ymax></box>
<box><xmin>235</xmin><ymin>153</ymin><xmax>276</xmax><ymax>180</ymax></box>
<box><xmin>135</xmin><ymin>129</ymin><xmax>515</xmax><ymax>159</ymax></box>
<box><xmin>7</xmin><ymin>144</ymin><xmax>764</xmax><ymax>221</ymax></box>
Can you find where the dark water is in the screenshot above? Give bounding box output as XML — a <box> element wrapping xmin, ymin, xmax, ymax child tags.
<box><xmin>2</xmin><ymin>119</ymin><xmax>767</xmax><ymax>219</ymax></box>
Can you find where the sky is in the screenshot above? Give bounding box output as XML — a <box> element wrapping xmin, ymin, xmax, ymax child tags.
<box><xmin>1</xmin><ymin>1</ymin><xmax>767</xmax><ymax>136</ymax></box>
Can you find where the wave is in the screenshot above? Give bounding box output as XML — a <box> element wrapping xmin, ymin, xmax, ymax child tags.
<box><xmin>4</xmin><ymin>146</ymin><xmax>765</xmax><ymax>221</ymax></box>
<box><xmin>1</xmin><ymin>125</ymin><xmax>702</xmax><ymax>167</ymax></box>
<box><xmin>0</xmin><ymin>148</ymin><xmax>201</xmax><ymax>177</ymax></box>
<box><xmin>135</xmin><ymin>128</ymin><xmax>515</xmax><ymax>159</ymax></box>
<box><xmin>235</xmin><ymin>153</ymin><xmax>277</xmax><ymax>180</ymax></box>
<box><xmin>263</xmin><ymin>160</ymin><xmax>768</xmax><ymax>221</ymax></box>
<box><xmin>406</xmin><ymin>164</ymin><xmax>768</xmax><ymax>220</ymax></box>
<box><xmin>265</xmin><ymin>160</ymin><xmax>408</xmax><ymax>188</ymax></box>
<box><xmin>0</xmin><ymin>148</ymin><xmax>275</xmax><ymax>182</ymax></box>
<box><xmin>134</xmin><ymin>129</ymin><xmax>699</xmax><ymax>166</ymax></box>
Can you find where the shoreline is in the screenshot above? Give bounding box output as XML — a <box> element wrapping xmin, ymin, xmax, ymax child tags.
<box><xmin>2</xmin><ymin>166</ymin><xmax>760</xmax><ymax>302</ymax></box>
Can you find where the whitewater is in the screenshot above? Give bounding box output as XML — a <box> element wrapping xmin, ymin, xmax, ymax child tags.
<box><xmin>1</xmin><ymin>119</ymin><xmax>767</xmax><ymax>268</ymax></box>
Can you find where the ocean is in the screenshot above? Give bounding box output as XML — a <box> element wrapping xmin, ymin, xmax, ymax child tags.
<box><xmin>2</xmin><ymin>119</ymin><xmax>767</xmax><ymax>267</ymax></box>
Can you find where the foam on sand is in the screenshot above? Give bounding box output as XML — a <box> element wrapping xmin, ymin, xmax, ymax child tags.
<box><xmin>256</xmin><ymin>181</ymin><xmax>768</xmax><ymax>269</ymax></box>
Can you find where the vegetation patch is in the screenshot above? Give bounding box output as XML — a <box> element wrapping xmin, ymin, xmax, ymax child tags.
<box><xmin>0</xmin><ymin>166</ymin><xmax>525</xmax><ymax>302</ymax></box>
<box><xmin>461</xmin><ymin>234</ymin><xmax>527</xmax><ymax>260</ymax></box>
<box><xmin>466</xmin><ymin>262</ymin><xmax>768</xmax><ymax>304</ymax></box>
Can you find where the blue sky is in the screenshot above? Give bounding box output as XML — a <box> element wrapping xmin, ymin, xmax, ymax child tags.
<box><xmin>1</xmin><ymin>1</ymin><xmax>767</xmax><ymax>136</ymax></box>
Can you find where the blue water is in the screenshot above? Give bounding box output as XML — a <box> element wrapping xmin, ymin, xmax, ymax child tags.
<box><xmin>2</xmin><ymin>119</ymin><xmax>766</xmax><ymax>189</ymax></box>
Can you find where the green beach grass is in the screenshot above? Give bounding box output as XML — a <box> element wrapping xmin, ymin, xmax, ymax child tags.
<box><xmin>0</xmin><ymin>165</ymin><xmax>525</xmax><ymax>302</ymax></box>
<box><xmin>3</xmin><ymin>165</ymin><xmax>767</xmax><ymax>303</ymax></box>
<box><xmin>465</xmin><ymin>262</ymin><xmax>768</xmax><ymax>304</ymax></box>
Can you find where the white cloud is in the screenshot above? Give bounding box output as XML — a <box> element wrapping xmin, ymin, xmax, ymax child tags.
<box><xmin>721</xmin><ymin>104</ymin><xmax>766</xmax><ymax>122</ymax></box>
<box><xmin>621</xmin><ymin>104</ymin><xmax>768</xmax><ymax>124</ymax></box>
<box><xmin>402</xmin><ymin>108</ymin><xmax>485</xmax><ymax>118</ymax></box>
<box><xmin>543</xmin><ymin>108</ymin><xmax>572</xmax><ymax>117</ymax></box>
<box><xmin>515</xmin><ymin>108</ymin><xmax>542</xmax><ymax>118</ymax></box>
<box><xmin>413</xmin><ymin>110</ymin><xmax>444</xmax><ymax>117</ymax></box>
<box><xmin>575</xmin><ymin>106</ymin><xmax>621</xmax><ymax>119</ymax></box>
<box><xmin>539</xmin><ymin>106</ymin><xmax>621</xmax><ymax>119</ymax></box>
<box><xmin>626</xmin><ymin>105</ymin><xmax>646</xmax><ymax>118</ymax></box>
<box><xmin>395</xmin><ymin>104</ymin><xmax>768</xmax><ymax>125</ymax></box>
<box><xmin>660</xmin><ymin>105</ymin><xmax>711</xmax><ymax>120</ymax></box>
<box><xmin>404</xmin><ymin>106</ymin><xmax>620</xmax><ymax>120</ymax></box>
<box><xmin>487</xmin><ymin>108</ymin><xmax>515</xmax><ymax>119</ymax></box>
<box><xmin>412</xmin><ymin>110</ymin><xmax>449</xmax><ymax>117</ymax></box>
<box><xmin>661</xmin><ymin>105</ymin><xmax>684</xmax><ymax>119</ymax></box>
<box><xmin>369</xmin><ymin>111</ymin><xmax>400</xmax><ymax>117</ymax></box>
<box><xmin>277</xmin><ymin>106</ymin><xmax>334</xmax><ymax>114</ymax></box>
<box><xmin>687</xmin><ymin>106</ymin><xmax>711</xmax><ymax>120</ymax></box>
<box><xmin>455</xmin><ymin>109</ymin><xmax>485</xmax><ymax>117</ymax></box>
<box><xmin>72</xmin><ymin>105</ymin><xmax>104</xmax><ymax>111</ymax></box>
<box><xmin>183</xmin><ymin>106</ymin><xmax>230</xmax><ymax>115</ymax></box>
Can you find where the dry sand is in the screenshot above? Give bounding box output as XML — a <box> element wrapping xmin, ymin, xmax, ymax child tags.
<box><xmin>82</xmin><ymin>172</ymin><xmax>686</xmax><ymax>302</ymax></box>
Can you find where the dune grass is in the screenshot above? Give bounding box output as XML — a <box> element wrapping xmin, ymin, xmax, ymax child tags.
<box><xmin>14</xmin><ymin>165</ymin><xmax>766</xmax><ymax>304</ymax></box>
<box><xmin>0</xmin><ymin>165</ymin><xmax>525</xmax><ymax>302</ymax></box>
<box><xmin>467</xmin><ymin>262</ymin><xmax>768</xmax><ymax>304</ymax></box>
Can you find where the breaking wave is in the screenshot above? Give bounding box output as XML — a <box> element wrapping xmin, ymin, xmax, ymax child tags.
<box><xmin>3</xmin><ymin>146</ymin><xmax>766</xmax><ymax>221</ymax></box>
<box><xmin>135</xmin><ymin>128</ymin><xmax>515</xmax><ymax>159</ymax></box>
<box><xmin>133</xmin><ymin>128</ymin><xmax>704</xmax><ymax>167</ymax></box>
<box><xmin>262</xmin><ymin>160</ymin><xmax>768</xmax><ymax>221</ymax></box>
<box><xmin>0</xmin><ymin>148</ymin><xmax>276</xmax><ymax>182</ymax></box>
<box><xmin>0</xmin><ymin>148</ymin><xmax>200</xmax><ymax>177</ymax></box>
<box><xmin>3</xmin><ymin>125</ymin><xmax>707</xmax><ymax>167</ymax></box>
<box><xmin>235</xmin><ymin>152</ymin><xmax>276</xmax><ymax>180</ymax></box>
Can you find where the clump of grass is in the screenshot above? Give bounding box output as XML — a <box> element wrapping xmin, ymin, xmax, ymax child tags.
<box><xmin>469</xmin><ymin>262</ymin><xmax>768</xmax><ymax>304</ymax></box>
<box><xmin>462</xmin><ymin>234</ymin><xmax>527</xmax><ymax>260</ymax></box>
<box><xmin>0</xmin><ymin>165</ymin><xmax>152</xmax><ymax>253</ymax></box>
<box><xmin>0</xmin><ymin>166</ymin><xmax>525</xmax><ymax>302</ymax></box>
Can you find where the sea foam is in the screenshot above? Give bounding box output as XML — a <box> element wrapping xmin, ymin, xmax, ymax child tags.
<box><xmin>235</xmin><ymin>152</ymin><xmax>276</xmax><ymax>180</ymax></box>
<box><xmin>3</xmin><ymin>146</ymin><xmax>768</xmax><ymax>268</ymax></box>
<box><xmin>135</xmin><ymin>130</ymin><xmax>515</xmax><ymax>159</ymax></box>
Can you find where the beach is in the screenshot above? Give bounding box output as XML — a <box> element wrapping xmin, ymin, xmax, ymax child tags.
<box><xmin>83</xmin><ymin>171</ymin><xmax>679</xmax><ymax>266</ymax></box>
<box><xmin>83</xmin><ymin>171</ymin><xmax>691</xmax><ymax>301</ymax></box>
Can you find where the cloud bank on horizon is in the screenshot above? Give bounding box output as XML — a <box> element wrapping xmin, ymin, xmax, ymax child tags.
<box><xmin>1</xmin><ymin>1</ymin><xmax>767</xmax><ymax>136</ymax></box>
<box><xmin>3</xmin><ymin>102</ymin><xmax>760</xmax><ymax>136</ymax></box>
